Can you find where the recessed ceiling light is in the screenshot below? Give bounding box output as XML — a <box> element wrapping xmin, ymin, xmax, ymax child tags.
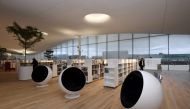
<box><xmin>10</xmin><ymin>49</ymin><xmax>36</xmax><ymax>54</ymax></box>
<box><xmin>59</xmin><ymin>29</ymin><xmax>77</xmax><ymax>35</ymax></box>
<box><xmin>42</xmin><ymin>32</ymin><xmax>48</xmax><ymax>36</ymax></box>
<box><xmin>84</xmin><ymin>13</ymin><xmax>110</xmax><ymax>23</ymax></box>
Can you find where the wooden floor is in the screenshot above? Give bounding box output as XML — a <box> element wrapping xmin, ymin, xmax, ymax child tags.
<box><xmin>0</xmin><ymin>70</ymin><xmax>190</xmax><ymax>109</ymax></box>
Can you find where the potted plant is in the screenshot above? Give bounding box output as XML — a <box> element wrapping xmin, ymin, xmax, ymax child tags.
<box><xmin>6</xmin><ymin>22</ymin><xmax>44</xmax><ymax>80</ymax></box>
<box><xmin>44</xmin><ymin>49</ymin><xmax>54</xmax><ymax>60</ymax></box>
<box><xmin>0</xmin><ymin>47</ymin><xmax>7</xmax><ymax>60</ymax></box>
<box><xmin>44</xmin><ymin>49</ymin><xmax>58</xmax><ymax>77</ymax></box>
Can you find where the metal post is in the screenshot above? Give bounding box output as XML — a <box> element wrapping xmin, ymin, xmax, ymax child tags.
<box><xmin>188</xmin><ymin>57</ymin><xmax>190</xmax><ymax>72</ymax></box>
<box><xmin>106</xmin><ymin>34</ymin><xmax>108</xmax><ymax>59</ymax></box>
<box><xmin>78</xmin><ymin>36</ymin><xmax>81</xmax><ymax>68</ymax></box>
<box><xmin>118</xmin><ymin>33</ymin><xmax>120</xmax><ymax>59</ymax></box>
<box><xmin>148</xmin><ymin>34</ymin><xmax>150</xmax><ymax>58</ymax></box>
<box><xmin>132</xmin><ymin>33</ymin><xmax>134</xmax><ymax>59</ymax></box>
<box><xmin>168</xmin><ymin>34</ymin><xmax>169</xmax><ymax>71</ymax></box>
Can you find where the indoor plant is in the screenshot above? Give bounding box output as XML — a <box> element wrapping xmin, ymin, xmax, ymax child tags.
<box><xmin>0</xmin><ymin>47</ymin><xmax>7</xmax><ymax>60</ymax></box>
<box><xmin>6</xmin><ymin>22</ymin><xmax>44</xmax><ymax>80</ymax></box>
<box><xmin>6</xmin><ymin>22</ymin><xmax>44</xmax><ymax>63</ymax></box>
<box><xmin>44</xmin><ymin>49</ymin><xmax>54</xmax><ymax>60</ymax></box>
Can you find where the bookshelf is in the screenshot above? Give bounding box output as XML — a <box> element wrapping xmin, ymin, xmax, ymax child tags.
<box><xmin>71</xmin><ymin>59</ymin><xmax>85</xmax><ymax>67</ymax></box>
<box><xmin>39</xmin><ymin>60</ymin><xmax>59</xmax><ymax>77</ymax></box>
<box><xmin>81</xmin><ymin>66</ymin><xmax>89</xmax><ymax>82</ymax></box>
<box><xmin>104</xmin><ymin>59</ymin><xmax>138</xmax><ymax>88</ymax></box>
<box><xmin>56</xmin><ymin>60</ymin><xmax>67</xmax><ymax>75</ymax></box>
<box><xmin>92</xmin><ymin>59</ymin><xmax>105</xmax><ymax>80</ymax></box>
<box><xmin>83</xmin><ymin>59</ymin><xmax>92</xmax><ymax>83</ymax></box>
<box><xmin>39</xmin><ymin>60</ymin><xmax>53</xmax><ymax>69</ymax></box>
<box><xmin>81</xmin><ymin>59</ymin><xmax>106</xmax><ymax>83</ymax></box>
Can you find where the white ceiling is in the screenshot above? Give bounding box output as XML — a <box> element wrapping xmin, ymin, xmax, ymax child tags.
<box><xmin>0</xmin><ymin>0</ymin><xmax>190</xmax><ymax>53</ymax></box>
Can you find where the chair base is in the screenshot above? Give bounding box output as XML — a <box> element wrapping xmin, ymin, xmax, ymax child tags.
<box><xmin>65</xmin><ymin>92</ymin><xmax>80</xmax><ymax>99</ymax></box>
<box><xmin>36</xmin><ymin>84</ymin><xmax>48</xmax><ymax>88</ymax></box>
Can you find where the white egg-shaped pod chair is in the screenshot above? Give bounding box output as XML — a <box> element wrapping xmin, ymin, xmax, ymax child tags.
<box><xmin>31</xmin><ymin>65</ymin><xmax>52</xmax><ymax>87</ymax></box>
<box><xmin>120</xmin><ymin>70</ymin><xmax>163</xmax><ymax>109</ymax></box>
<box><xmin>58</xmin><ymin>66</ymin><xmax>86</xmax><ymax>99</ymax></box>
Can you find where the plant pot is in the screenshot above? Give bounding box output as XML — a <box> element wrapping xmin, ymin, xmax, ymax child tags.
<box><xmin>19</xmin><ymin>65</ymin><xmax>33</xmax><ymax>80</ymax></box>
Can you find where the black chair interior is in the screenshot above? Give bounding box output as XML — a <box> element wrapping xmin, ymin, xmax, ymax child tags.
<box><xmin>61</xmin><ymin>67</ymin><xmax>86</xmax><ymax>92</ymax></box>
<box><xmin>32</xmin><ymin>65</ymin><xmax>48</xmax><ymax>82</ymax></box>
<box><xmin>120</xmin><ymin>70</ymin><xmax>144</xmax><ymax>108</ymax></box>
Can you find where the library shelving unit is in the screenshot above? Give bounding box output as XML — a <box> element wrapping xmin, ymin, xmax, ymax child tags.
<box><xmin>100</xmin><ymin>59</ymin><xmax>107</xmax><ymax>77</ymax></box>
<box><xmin>71</xmin><ymin>59</ymin><xmax>85</xmax><ymax>67</ymax></box>
<box><xmin>123</xmin><ymin>59</ymin><xmax>138</xmax><ymax>80</ymax></box>
<box><xmin>83</xmin><ymin>59</ymin><xmax>107</xmax><ymax>83</ymax></box>
<box><xmin>92</xmin><ymin>59</ymin><xmax>105</xmax><ymax>80</ymax></box>
<box><xmin>83</xmin><ymin>59</ymin><xmax>93</xmax><ymax>83</ymax></box>
<box><xmin>39</xmin><ymin>60</ymin><xmax>53</xmax><ymax>69</ymax></box>
<box><xmin>104</xmin><ymin>59</ymin><xmax>121</xmax><ymax>88</ymax></box>
<box><xmin>39</xmin><ymin>60</ymin><xmax>59</xmax><ymax>77</ymax></box>
<box><xmin>92</xmin><ymin>61</ymin><xmax>99</xmax><ymax>80</ymax></box>
<box><xmin>67</xmin><ymin>59</ymin><xmax>91</xmax><ymax>83</ymax></box>
<box><xmin>132</xmin><ymin>59</ymin><xmax>138</xmax><ymax>71</ymax></box>
<box><xmin>104</xmin><ymin>59</ymin><xmax>138</xmax><ymax>88</ymax></box>
<box><xmin>56</xmin><ymin>60</ymin><xmax>67</xmax><ymax>75</ymax></box>
<box><xmin>52</xmin><ymin>64</ymin><xmax>57</xmax><ymax>77</ymax></box>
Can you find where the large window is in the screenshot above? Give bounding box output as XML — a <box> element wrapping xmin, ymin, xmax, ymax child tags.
<box><xmin>61</xmin><ymin>47</ymin><xmax>67</xmax><ymax>59</ymax></box>
<box><xmin>39</xmin><ymin>52</ymin><xmax>44</xmax><ymax>60</ymax></box>
<box><xmin>107</xmin><ymin>41</ymin><xmax>118</xmax><ymax>59</ymax></box>
<box><xmin>120</xmin><ymin>39</ymin><xmax>132</xmax><ymax>58</ymax></box>
<box><xmin>97</xmin><ymin>35</ymin><xmax>106</xmax><ymax>43</ymax></box>
<box><xmin>34</xmin><ymin>33</ymin><xmax>190</xmax><ymax>71</ymax></box>
<box><xmin>150</xmin><ymin>36</ymin><xmax>168</xmax><ymax>56</ymax></box>
<box><xmin>62</xmin><ymin>42</ymin><xmax>68</xmax><ymax>48</ymax></box>
<box><xmin>133</xmin><ymin>34</ymin><xmax>148</xmax><ymax>38</ymax></box>
<box><xmin>97</xmin><ymin>43</ymin><xmax>106</xmax><ymax>58</ymax></box>
<box><xmin>169</xmin><ymin>35</ymin><xmax>190</xmax><ymax>54</ymax></box>
<box><xmin>68</xmin><ymin>47</ymin><xmax>73</xmax><ymax>56</ymax></box>
<box><xmin>89</xmin><ymin>35</ymin><xmax>96</xmax><ymax>44</ymax></box>
<box><xmin>120</xmin><ymin>33</ymin><xmax>132</xmax><ymax>40</ymax></box>
<box><xmin>81</xmin><ymin>45</ymin><xmax>88</xmax><ymax>58</ymax></box>
<box><xmin>133</xmin><ymin>37</ymin><xmax>149</xmax><ymax>56</ymax></box>
<box><xmin>81</xmin><ymin>37</ymin><xmax>88</xmax><ymax>45</ymax></box>
<box><xmin>61</xmin><ymin>47</ymin><xmax>67</xmax><ymax>55</ymax></box>
<box><xmin>53</xmin><ymin>49</ymin><xmax>57</xmax><ymax>57</ymax></box>
<box><xmin>73</xmin><ymin>39</ymin><xmax>78</xmax><ymax>47</ymax></box>
<box><xmin>73</xmin><ymin>46</ymin><xmax>78</xmax><ymax>55</ymax></box>
<box><xmin>56</xmin><ymin>48</ymin><xmax>62</xmax><ymax>58</ymax></box>
<box><xmin>108</xmin><ymin>34</ymin><xmax>118</xmax><ymax>41</ymax></box>
<box><xmin>68</xmin><ymin>40</ymin><xmax>73</xmax><ymax>47</ymax></box>
<box><xmin>89</xmin><ymin>44</ymin><xmax>96</xmax><ymax>58</ymax></box>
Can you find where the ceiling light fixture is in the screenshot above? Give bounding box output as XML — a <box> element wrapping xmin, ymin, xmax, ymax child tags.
<box><xmin>42</xmin><ymin>32</ymin><xmax>48</xmax><ymax>36</ymax></box>
<box><xmin>84</xmin><ymin>13</ymin><xmax>110</xmax><ymax>23</ymax></box>
<box><xmin>59</xmin><ymin>29</ymin><xmax>77</xmax><ymax>35</ymax></box>
<box><xmin>10</xmin><ymin>49</ymin><xmax>36</xmax><ymax>54</ymax></box>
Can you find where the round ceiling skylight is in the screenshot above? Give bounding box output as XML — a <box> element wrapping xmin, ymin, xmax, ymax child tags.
<box><xmin>84</xmin><ymin>13</ymin><xmax>110</xmax><ymax>23</ymax></box>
